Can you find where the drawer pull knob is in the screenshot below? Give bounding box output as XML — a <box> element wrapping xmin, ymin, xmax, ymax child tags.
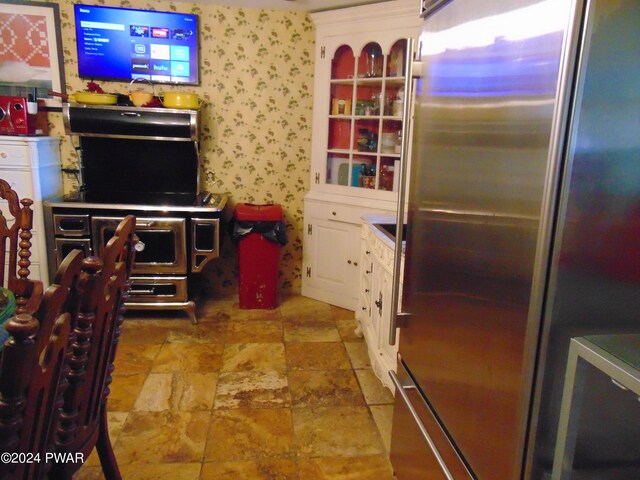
<box><xmin>134</xmin><ymin>241</ymin><xmax>146</xmax><ymax>252</ymax></box>
<box><xmin>0</xmin><ymin>152</ymin><xmax>7</xmax><ymax>158</ymax></box>
<box><xmin>332</xmin><ymin>211</ymin><xmax>337</xmax><ymax>216</ymax></box>
<box><xmin>347</xmin><ymin>260</ymin><xmax>352</xmax><ymax>264</ymax></box>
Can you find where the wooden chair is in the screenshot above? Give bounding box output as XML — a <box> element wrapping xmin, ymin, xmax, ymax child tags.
<box><xmin>51</xmin><ymin>215</ymin><xmax>137</xmax><ymax>479</ymax></box>
<box><xmin>0</xmin><ymin>178</ymin><xmax>42</xmax><ymax>315</ymax></box>
<box><xmin>0</xmin><ymin>249</ymin><xmax>85</xmax><ymax>479</ymax></box>
<box><xmin>0</xmin><ymin>215</ymin><xmax>137</xmax><ymax>479</ymax></box>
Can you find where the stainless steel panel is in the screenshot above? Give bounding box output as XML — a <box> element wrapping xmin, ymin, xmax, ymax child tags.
<box><xmin>390</xmin><ymin>359</ymin><xmax>473</xmax><ymax>480</ymax></box>
<box><xmin>53</xmin><ymin>213</ymin><xmax>91</xmax><ymax>236</ymax></box>
<box><xmin>54</xmin><ymin>238</ymin><xmax>92</xmax><ymax>267</ymax></box>
<box><xmin>92</xmin><ymin>216</ymin><xmax>187</xmax><ymax>274</ymax></box>
<box><xmin>190</xmin><ymin>217</ymin><xmax>219</xmax><ymax>272</ymax></box>
<box><xmin>127</xmin><ymin>276</ymin><xmax>188</xmax><ymax>303</ymax></box>
<box><xmin>530</xmin><ymin>0</ymin><xmax>640</xmax><ymax>476</ymax></box>
<box><xmin>399</xmin><ymin>0</ymin><xmax>572</xmax><ymax>478</ymax></box>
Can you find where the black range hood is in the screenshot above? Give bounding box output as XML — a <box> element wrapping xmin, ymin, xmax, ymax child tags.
<box><xmin>63</xmin><ymin>103</ymin><xmax>199</xmax><ymax>141</ymax></box>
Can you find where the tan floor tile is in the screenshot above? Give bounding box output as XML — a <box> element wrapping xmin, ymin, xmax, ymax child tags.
<box><xmin>292</xmin><ymin>406</ymin><xmax>385</xmax><ymax>457</ymax></box>
<box><xmin>119</xmin><ymin>319</ymin><xmax>183</xmax><ymax>344</ymax></box>
<box><xmin>286</xmin><ymin>342</ymin><xmax>351</xmax><ymax>371</ymax></box>
<box><xmin>370</xmin><ymin>405</ymin><xmax>394</xmax><ymax>453</ymax></box>
<box><xmin>283</xmin><ymin>320</ymin><xmax>341</xmax><ymax>343</ymax></box>
<box><xmin>108</xmin><ymin>373</ymin><xmax>147</xmax><ymax>411</ymax></box>
<box><xmin>330</xmin><ymin>305</ymin><xmax>355</xmax><ymax>322</ymax></box>
<box><xmin>165</xmin><ymin>321</ymin><xmax>227</xmax><ymax>344</ymax></box>
<box><xmin>214</xmin><ymin>371</ymin><xmax>290</xmax><ymax>409</ymax></box>
<box><xmin>221</xmin><ymin>302</ymin><xmax>283</xmax><ymax>322</ymax></box>
<box><xmin>83</xmin><ymin>412</ymin><xmax>129</xmax><ymax>467</ymax></box>
<box><xmin>226</xmin><ymin>320</ymin><xmax>283</xmax><ymax>343</ymax></box>
<box><xmin>114</xmin><ymin>411</ymin><xmax>210</xmax><ymax>464</ymax></box>
<box><xmin>74</xmin><ymin>462</ymin><xmax>203</xmax><ymax>480</ymax></box>
<box><xmin>354</xmin><ymin>369</ymin><xmax>394</xmax><ymax>405</ymax></box>
<box><xmin>222</xmin><ymin>343</ymin><xmax>287</xmax><ymax>372</ymax></box>
<box><xmin>114</xmin><ymin>344</ymin><xmax>162</xmax><ymax>375</ymax></box>
<box><xmin>288</xmin><ymin>370</ymin><xmax>364</xmax><ymax>407</ymax></box>
<box><xmin>134</xmin><ymin>372</ymin><xmax>218</xmax><ymax>411</ymax></box>
<box><xmin>280</xmin><ymin>295</ymin><xmax>332</xmax><ymax>319</ymax></box>
<box><xmin>120</xmin><ymin>463</ymin><xmax>202</xmax><ymax>479</ymax></box>
<box><xmin>151</xmin><ymin>343</ymin><xmax>224</xmax><ymax>373</ymax></box>
<box><xmin>335</xmin><ymin>318</ymin><xmax>365</xmax><ymax>342</ymax></box>
<box><xmin>298</xmin><ymin>455</ymin><xmax>394</xmax><ymax>479</ymax></box>
<box><xmin>200</xmin><ymin>459</ymin><xmax>297</xmax><ymax>480</ymax></box>
<box><xmin>204</xmin><ymin>408</ymin><xmax>293</xmax><ymax>462</ymax></box>
<box><xmin>343</xmin><ymin>342</ymin><xmax>371</xmax><ymax>369</ymax></box>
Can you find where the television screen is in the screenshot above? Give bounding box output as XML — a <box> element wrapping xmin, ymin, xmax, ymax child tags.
<box><xmin>74</xmin><ymin>4</ymin><xmax>199</xmax><ymax>85</ymax></box>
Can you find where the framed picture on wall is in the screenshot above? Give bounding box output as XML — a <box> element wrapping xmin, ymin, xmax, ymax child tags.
<box><xmin>0</xmin><ymin>0</ymin><xmax>66</xmax><ymax>108</ymax></box>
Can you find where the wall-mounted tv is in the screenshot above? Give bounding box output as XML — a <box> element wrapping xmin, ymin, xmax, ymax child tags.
<box><xmin>74</xmin><ymin>4</ymin><xmax>199</xmax><ymax>85</ymax></box>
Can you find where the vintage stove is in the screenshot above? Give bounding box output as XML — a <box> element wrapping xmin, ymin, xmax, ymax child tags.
<box><xmin>44</xmin><ymin>103</ymin><xmax>227</xmax><ymax>323</ymax></box>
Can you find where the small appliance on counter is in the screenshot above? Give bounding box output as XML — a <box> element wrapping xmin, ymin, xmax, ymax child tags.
<box><xmin>0</xmin><ymin>95</ymin><xmax>40</xmax><ymax>135</ymax></box>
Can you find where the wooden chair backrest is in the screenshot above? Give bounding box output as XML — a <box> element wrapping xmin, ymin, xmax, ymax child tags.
<box><xmin>0</xmin><ymin>178</ymin><xmax>42</xmax><ymax>314</ymax></box>
<box><xmin>53</xmin><ymin>215</ymin><xmax>137</xmax><ymax>478</ymax></box>
<box><xmin>0</xmin><ymin>249</ymin><xmax>85</xmax><ymax>479</ymax></box>
<box><xmin>0</xmin><ymin>215</ymin><xmax>137</xmax><ymax>479</ymax></box>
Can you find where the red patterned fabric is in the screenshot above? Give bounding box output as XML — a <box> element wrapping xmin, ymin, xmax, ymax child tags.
<box><xmin>0</xmin><ymin>13</ymin><xmax>51</xmax><ymax>67</ymax></box>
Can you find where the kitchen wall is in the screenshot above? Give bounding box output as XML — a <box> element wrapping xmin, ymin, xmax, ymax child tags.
<box><xmin>47</xmin><ymin>0</ymin><xmax>315</xmax><ymax>295</ymax></box>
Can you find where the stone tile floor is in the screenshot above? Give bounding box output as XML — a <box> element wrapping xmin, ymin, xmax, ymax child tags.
<box><xmin>75</xmin><ymin>295</ymin><xmax>395</xmax><ymax>479</ymax></box>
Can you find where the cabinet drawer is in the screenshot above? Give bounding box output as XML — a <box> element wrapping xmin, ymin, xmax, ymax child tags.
<box><xmin>0</xmin><ymin>144</ymin><xmax>30</xmax><ymax>167</ymax></box>
<box><xmin>306</xmin><ymin>201</ymin><xmax>375</xmax><ymax>225</ymax></box>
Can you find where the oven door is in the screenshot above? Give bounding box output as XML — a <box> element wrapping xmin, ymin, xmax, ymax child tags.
<box><xmin>92</xmin><ymin>216</ymin><xmax>187</xmax><ymax>274</ymax></box>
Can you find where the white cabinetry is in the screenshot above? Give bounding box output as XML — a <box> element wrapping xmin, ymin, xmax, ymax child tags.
<box><xmin>0</xmin><ymin>136</ymin><xmax>62</xmax><ymax>285</ymax></box>
<box><xmin>302</xmin><ymin>0</ymin><xmax>419</xmax><ymax>308</ymax></box>
<box><xmin>357</xmin><ymin>219</ymin><xmax>402</xmax><ymax>392</ymax></box>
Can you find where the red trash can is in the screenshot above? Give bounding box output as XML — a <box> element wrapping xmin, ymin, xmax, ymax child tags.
<box><xmin>233</xmin><ymin>203</ymin><xmax>285</xmax><ymax>309</ymax></box>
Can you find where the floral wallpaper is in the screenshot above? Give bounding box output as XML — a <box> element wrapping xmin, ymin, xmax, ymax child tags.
<box><xmin>46</xmin><ymin>0</ymin><xmax>315</xmax><ymax>295</ymax></box>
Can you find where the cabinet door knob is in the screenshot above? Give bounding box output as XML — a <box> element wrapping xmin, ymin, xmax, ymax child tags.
<box><xmin>332</xmin><ymin>211</ymin><xmax>337</xmax><ymax>216</ymax></box>
<box><xmin>354</xmin><ymin>262</ymin><xmax>358</xmax><ymax>266</ymax></box>
<box><xmin>347</xmin><ymin>260</ymin><xmax>352</xmax><ymax>264</ymax></box>
<box><xmin>0</xmin><ymin>152</ymin><xmax>7</xmax><ymax>158</ymax></box>
<box><xmin>366</xmin><ymin>250</ymin><xmax>370</xmax><ymax>255</ymax></box>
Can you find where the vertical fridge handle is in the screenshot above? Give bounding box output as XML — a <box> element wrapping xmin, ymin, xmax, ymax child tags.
<box><xmin>389</xmin><ymin>370</ymin><xmax>455</xmax><ymax>480</ymax></box>
<box><xmin>389</xmin><ymin>38</ymin><xmax>414</xmax><ymax>346</ymax></box>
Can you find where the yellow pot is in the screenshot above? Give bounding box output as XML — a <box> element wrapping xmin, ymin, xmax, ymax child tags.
<box><xmin>161</xmin><ymin>91</ymin><xmax>201</xmax><ymax>110</ymax></box>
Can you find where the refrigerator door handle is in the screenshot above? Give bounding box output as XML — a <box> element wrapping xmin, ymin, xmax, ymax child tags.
<box><xmin>389</xmin><ymin>370</ymin><xmax>455</xmax><ymax>480</ymax></box>
<box><xmin>389</xmin><ymin>38</ymin><xmax>415</xmax><ymax>346</ymax></box>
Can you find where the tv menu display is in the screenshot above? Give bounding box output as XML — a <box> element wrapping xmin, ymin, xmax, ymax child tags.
<box><xmin>74</xmin><ymin>4</ymin><xmax>199</xmax><ymax>85</ymax></box>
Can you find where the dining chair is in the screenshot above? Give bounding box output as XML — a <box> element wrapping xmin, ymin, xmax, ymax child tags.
<box><xmin>0</xmin><ymin>178</ymin><xmax>43</xmax><ymax>315</ymax></box>
<box><xmin>51</xmin><ymin>215</ymin><xmax>137</xmax><ymax>480</ymax></box>
<box><xmin>0</xmin><ymin>215</ymin><xmax>137</xmax><ymax>479</ymax></box>
<box><xmin>0</xmin><ymin>249</ymin><xmax>85</xmax><ymax>479</ymax></box>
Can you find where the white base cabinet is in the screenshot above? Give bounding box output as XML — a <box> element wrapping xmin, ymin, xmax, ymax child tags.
<box><xmin>357</xmin><ymin>218</ymin><xmax>402</xmax><ymax>392</ymax></box>
<box><xmin>302</xmin><ymin>194</ymin><xmax>392</xmax><ymax>310</ymax></box>
<box><xmin>0</xmin><ymin>136</ymin><xmax>62</xmax><ymax>285</ymax></box>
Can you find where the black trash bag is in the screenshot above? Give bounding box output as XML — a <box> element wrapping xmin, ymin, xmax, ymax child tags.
<box><xmin>229</xmin><ymin>219</ymin><xmax>288</xmax><ymax>246</ymax></box>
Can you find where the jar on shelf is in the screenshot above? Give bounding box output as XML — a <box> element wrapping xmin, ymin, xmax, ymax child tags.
<box><xmin>368</xmin><ymin>131</ymin><xmax>378</xmax><ymax>152</ymax></box>
<box><xmin>357</xmin><ymin>129</ymin><xmax>370</xmax><ymax>151</ymax></box>
<box><xmin>365</xmin><ymin>44</ymin><xmax>382</xmax><ymax>78</ymax></box>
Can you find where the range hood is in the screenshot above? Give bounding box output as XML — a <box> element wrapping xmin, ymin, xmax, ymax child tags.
<box><xmin>63</xmin><ymin>103</ymin><xmax>199</xmax><ymax>141</ymax></box>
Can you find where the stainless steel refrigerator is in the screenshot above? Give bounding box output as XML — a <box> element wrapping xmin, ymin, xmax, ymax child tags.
<box><xmin>389</xmin><ymin>0</ymin><xmax>640</xmax><ymax>478</ymax></box>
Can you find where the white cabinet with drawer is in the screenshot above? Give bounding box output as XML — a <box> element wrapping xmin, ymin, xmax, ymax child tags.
<box><xmin>0</xmin><ymin>136</ymin><xmax>62</xmax><ymax>285</ymax></box>
<box><xmin>302</xmin><ymin>195</ymin><xmax>390</xmax><ymax>310</ymax></box>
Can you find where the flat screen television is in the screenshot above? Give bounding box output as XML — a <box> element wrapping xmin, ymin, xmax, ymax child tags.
<box><xmin>74</xmin><ymin>4</ymin><xmax>199</xmax><ymax>85</ymax></box>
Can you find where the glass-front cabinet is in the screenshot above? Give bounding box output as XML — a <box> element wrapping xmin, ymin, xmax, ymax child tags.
<box><xmin>327</xmin><ymin>40</ymin><xmax>409</xmax><ymax>194</ymax></box>
<box><xmin>316</xmin><ymin>34</ymin><xmax>413</xmax><ymax>200</ymax></box>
